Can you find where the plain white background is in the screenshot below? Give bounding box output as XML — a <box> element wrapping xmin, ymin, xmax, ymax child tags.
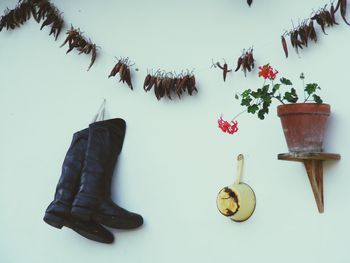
<box><xmin>1</xmin><ymin>0</ymin><xmax>350</xmax><ymax>262</ymax></box>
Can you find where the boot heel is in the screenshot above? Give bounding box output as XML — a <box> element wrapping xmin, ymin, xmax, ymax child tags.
<box><xmin>43</xmin><ymin>213</ymin><xmax>65</xmax><ymax>229</ymax></box>
<box><xmin>71</xmin><ymin>206</ymin><xmax>93</xmax><ymax>222</ymax></box>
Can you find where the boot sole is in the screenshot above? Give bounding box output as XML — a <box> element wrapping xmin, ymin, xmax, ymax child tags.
<box><xmin>43</xmin><ymin>212</ymin><xmax>113</xmax><ymax>244</ymax></box>
<box><xmin>71</xmin><ymin>206</ymin><xmax>143</xmax><ymax>229</ymax></box>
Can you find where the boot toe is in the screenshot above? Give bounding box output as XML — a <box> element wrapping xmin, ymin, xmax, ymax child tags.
<box><xmin>72</xmin><ymin>220</ymin><xmax>114</xmax><ymax>244</ymax></box>
<box><xmin>102</xmin><ymin>211</ymin><xmax>144</xmax><ymax>229</ymax></box>
<box><xmin>130</xmin><ymin>213</ymin><xmax>143</xmax><ymax>228</ymax></box>
<box><xmin>97</xmin><ymin>202</ymin><xmax>144</xmax><ymax>229</ymax></box>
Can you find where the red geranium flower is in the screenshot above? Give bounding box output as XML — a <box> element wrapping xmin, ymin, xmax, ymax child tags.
<box><xmin>218</xmin><ymin>116</ymin><xmax>238</xmax><ymax>135</ymax></box>
<box><xmin>258</xmin><ymin>64</ymin><xmax>279</xmax><ymax>80</ymax></box>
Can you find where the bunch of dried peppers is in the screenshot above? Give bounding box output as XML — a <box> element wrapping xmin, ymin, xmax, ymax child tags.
<box><xmin>144</xmin><ymin>71</ymin><xmax>197</xmax><ymax>100</ymax></box>
<box><xmin>60</xmin><ymin>25</ymin><xmax>97</xmax><ymax>71</ymax></box>
<box><xmin>108</xmin><ymin>57</ymin><xmax>134</xmax><ymax>90</ymax></box>
<box><xmin>0</xmin><ymin>0</ymin><xmax>63</xmax><ymax>40</ymax></box>
<box><xmin>281</xmin><ymin>0</ymin><xmax>350</xmax><ymax>57</ymax></box>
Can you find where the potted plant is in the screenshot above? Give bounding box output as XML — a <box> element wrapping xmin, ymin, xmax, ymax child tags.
<box><xmin>219</xmin><ymin>64</ymin><xmax>330</xmax><ymax>153</ymax></box>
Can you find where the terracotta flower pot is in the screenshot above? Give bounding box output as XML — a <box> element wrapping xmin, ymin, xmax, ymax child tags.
<box><xmin>277</xmin><ymin>103</ymin><xmax>330</xmax><ymax>153</ymax></box>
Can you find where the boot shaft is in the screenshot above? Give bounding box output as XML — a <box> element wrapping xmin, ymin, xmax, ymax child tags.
<box><xmin>79</xmin><ymin>118</ymin><xmax>126</xmax><ymax>197</ymax></box>
<box><xmin>54</xmin><ymin>128</ymin><xmax>89</xmax><ymax>203</ymax></box>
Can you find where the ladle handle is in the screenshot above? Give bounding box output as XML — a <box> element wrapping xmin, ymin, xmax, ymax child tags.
<box><xmin>234</xmin><ymin>154</ymin><xmax>244</xmax><ymax>184</ymax></box>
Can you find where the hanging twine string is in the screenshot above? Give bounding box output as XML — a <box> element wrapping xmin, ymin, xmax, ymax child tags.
<box><xmin>1</xmin><ymin>0</ymin><xmax>347</xmax><ymax>78</ymax></box>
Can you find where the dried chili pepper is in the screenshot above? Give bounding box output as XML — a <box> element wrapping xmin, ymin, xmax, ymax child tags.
<box><xmin>213</xmin><ymin>60</ymin><xmax>231</xmax><ymax>82</ymax></box>
<box><xmin>330</xmin><ymin>2</ymin><xmax>339</xmax><ymax>25</ymax></box>
<box><xmin>234</xmin><ymin>57</ymin><xmax>243</xmax><ymax>72</ymax></box>
<box><xmin>308</xmin><ymin>19</ymin><xmax>317</xmax><ymax>42</ymax></box>
<box><xmin>143</xmin><ymin>74</ymin><xmax>151</xmax><ymax>91</ymax></box>
<box><xmin>87</xmin><ymin>44</ymin><xmax>97</xmax><ymax>71</ymax></box>
<box><xmin>340</xmin><ymin>0</ymin><xmax>350</xmax><ymax>25</ymax></box>
<box><xmin>281</xmin><ymin>35</ymin><xmax>288</xmax><ymax>58</ymax></box>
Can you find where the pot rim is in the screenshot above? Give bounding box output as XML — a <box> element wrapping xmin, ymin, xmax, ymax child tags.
<box><xmin>277</xmin><ymin>102</ymin><xmax>330</xmax><ymax>106</ymax></box>
<box><xmin>277</xmin><ymin>103</ymin><xmax>330</xmax><ymax>117</ymax></box>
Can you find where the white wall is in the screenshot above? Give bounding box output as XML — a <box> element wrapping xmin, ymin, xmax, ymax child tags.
<box><xmin>1</xmin><ymin>0</ymin><xmax>350</xmax><ymax>262</ymax></box>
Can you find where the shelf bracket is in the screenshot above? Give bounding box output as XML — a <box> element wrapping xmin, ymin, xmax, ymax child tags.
<box><xmin>278</xmin><ymin>152</ymin><xmax>341</xmax><ymax>213</ymax></box>
<box><xmin>304</xmin><ymin>160</ymin><xmax>324</xmax><ymax>213</ymax></box>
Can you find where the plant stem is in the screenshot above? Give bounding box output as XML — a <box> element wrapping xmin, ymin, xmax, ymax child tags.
<box><xmin>272</xmin><ymin>95</ymin><xmax>285</xmax><ymax>104</ymax></box>
<box><xmin>304</xmin><ymin>95</ymin><xmax>311</xmax><ymax>102</ymax></box>
<box><xmin>231</xmin><ymin>109</ymin><xmax>247</xmax><ymax>121</ymax></box>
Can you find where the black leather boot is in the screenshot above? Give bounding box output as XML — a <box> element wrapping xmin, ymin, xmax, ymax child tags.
<box><xmin>71</xmin><ymin>118</ymin><xmax>143</xmax><ymax>229</ymax></box>
<box><xmin>43</xmin><ymin>128</ymin><xmax>114</xmax><ymax>244</ymax></box>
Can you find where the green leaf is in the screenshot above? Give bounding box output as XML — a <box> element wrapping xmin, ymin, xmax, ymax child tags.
<box><xmin>280</xmin><ymin>77</ymin><xmax>293</xmax><ymax>85</ymax></box>
<box><xmin>283</xmin><ymin>88</ymin><xmax>298</xmax><ymax>103</ymax></box>
<box><xmin>247</xmin><ymin>104</ymin><xmax>259</xmax><ymax>114</ymax></box>
<box><xmin>263</xmin><ymin>100</ymin><xmax>271</xmax><ymax>109</ymax></box>
<box><xmin>241</xmin><ymin>97</ymin><xmax>252</xmax><ymax>106</ymax></box>
<box><xmin>291</xmin><ymin>87</ymin><xmax>298</xmax><ymax>97</ymax></box>
<box><xmin>251</xmin><ymin>91</ymin><xmax>259</xmax><ymax>98</ymax></box>
<box><xmin>262</xmin><ymin>84</ymin><xmax>270</xmax><ymax>92</ymax></box>
<box><xmin>313</xmin><ymin>94</ymin><xmax>323</xmax><ymax>104</ymax></box>
<box><xmin>241</xmin><ymin>89</ymin><xmax>251</xmax><ymax>97</ymax></box>
<box><xmin>258</xmin><ymin>109</ymin><xmax>267</xmax><ymax>120</ymax></box>
<box><xmin>304</xmin><ymin>83</ymin><xmax>319</xmax><ymax>95</ymax></box>
<box><xmin>272</xmin><ymin>84</ymin><xmax>281</xmax><ymax>93</ymax></box>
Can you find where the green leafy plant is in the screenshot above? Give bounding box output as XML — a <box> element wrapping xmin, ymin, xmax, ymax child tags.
<box><xmin>236</xmin><ymin>64</ymin><xmax>323</xmax><ymax>120</ymax></box>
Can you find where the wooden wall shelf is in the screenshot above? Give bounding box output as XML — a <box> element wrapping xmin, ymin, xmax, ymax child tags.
<box><xmin>278</xmin><ymin>152</ymin><xmax>341</xmax><ymax>213</ymax></box>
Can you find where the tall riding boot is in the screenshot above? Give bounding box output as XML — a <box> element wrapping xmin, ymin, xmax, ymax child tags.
<box><xmin>43</xmin><ymin>128</ymin><xmax>114</xmax><ymax>243</ymax></box>
<box><xmin>71</xmin><ymin>118</ymin><xmax>143</xmax><ymax>229</ymax></box>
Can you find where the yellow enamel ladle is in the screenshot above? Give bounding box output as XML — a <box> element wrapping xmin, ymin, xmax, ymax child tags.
<box><xmin>216</xmin><ymin>154</ymin><xmax>256</xmax><ymax>222</ymax></box>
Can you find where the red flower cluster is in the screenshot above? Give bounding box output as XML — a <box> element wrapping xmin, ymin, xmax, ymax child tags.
<box><xmin>218</xmin><ymin>117</ymin><xmax>238</xmax><ymax>135</ymax></box>
<box><xmin>258</xmin><ymin>64</ymin><xmax>279</xmax><ymax>80</ymax></box>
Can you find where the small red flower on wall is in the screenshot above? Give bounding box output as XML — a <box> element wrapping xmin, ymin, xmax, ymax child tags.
<box><xmin>258</xmin><ymin>64</ymin><xmax>279</xmax><ymax>80</ymax></box>
<box><xmin>218</xmin><ymin>116</ymin><xmax>238</xmax><ymax>135</ymax></box>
